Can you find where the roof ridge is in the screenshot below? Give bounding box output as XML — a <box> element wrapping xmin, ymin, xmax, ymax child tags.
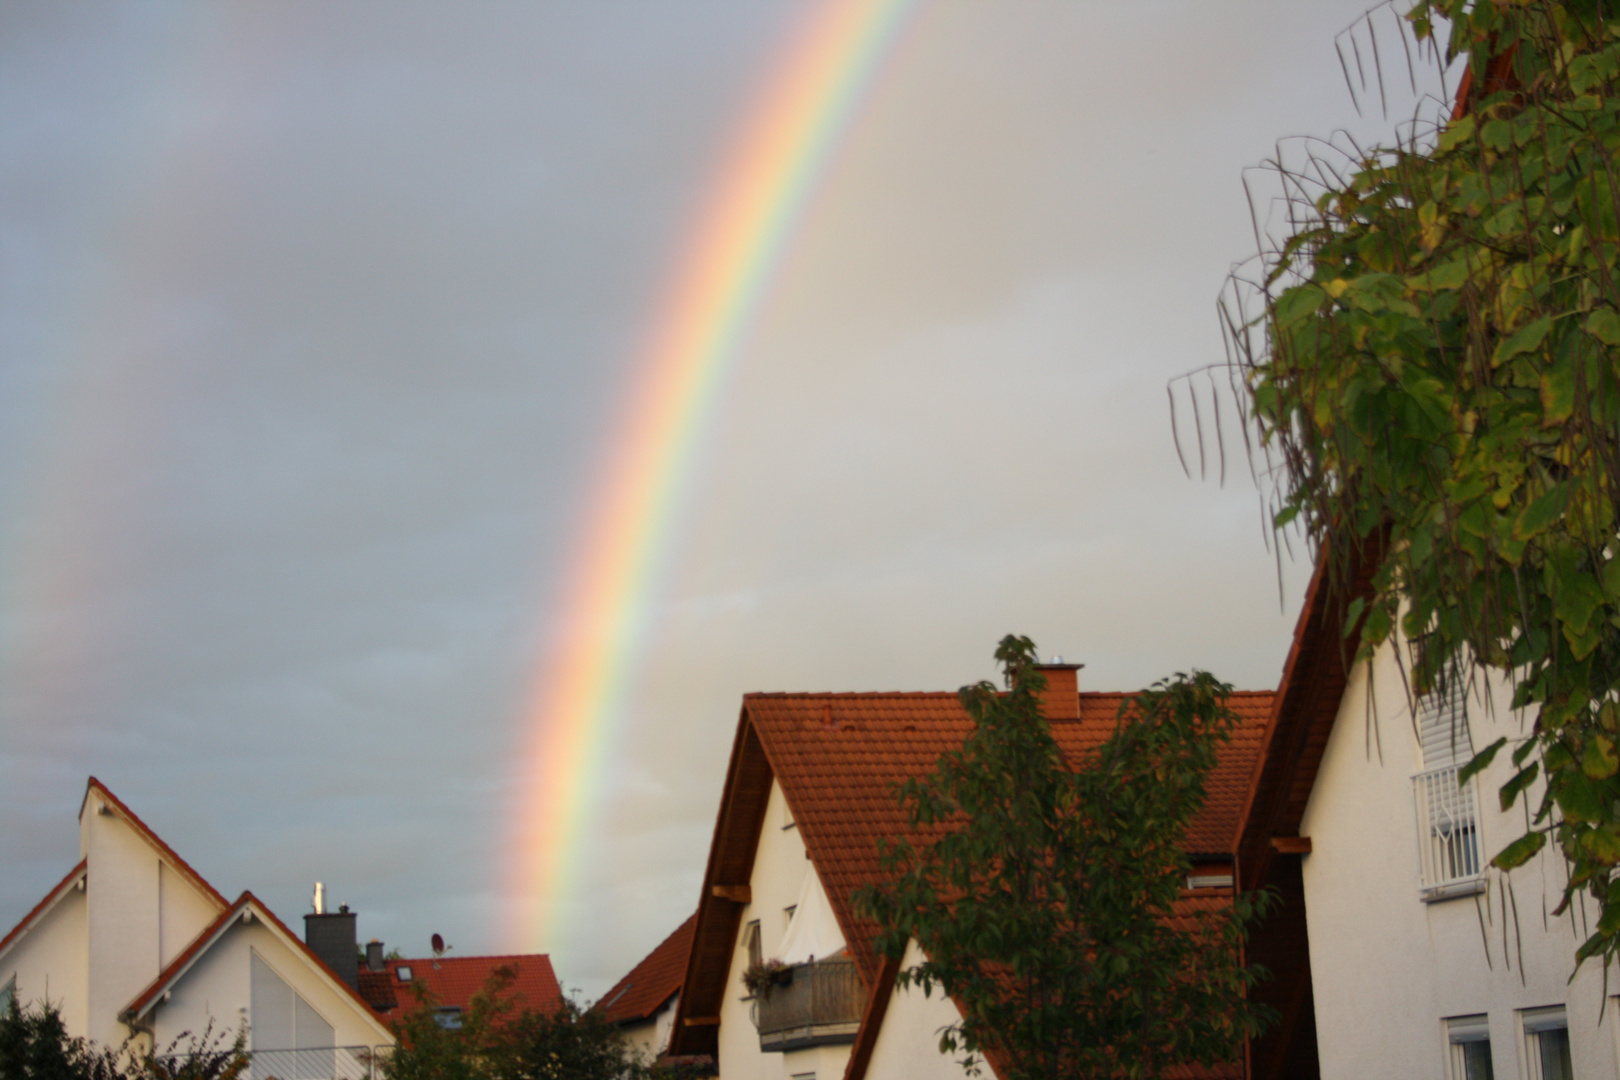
<box><xmin>742</xmin><ymin>690</ymin><xmax>962</xmax><ymax>699</ymax></box>
<box><xmin>742</xmin><ymin>688</ymin><xmax>1271</xmax><ymax>703</ymax></box>
<box><xmin>81</xmin><ymin>778</ymin><xmax>228</xmax><ymax>911</ymax></box>
<box><xmin>390</xmin><ymin>952</ymin><xmax>553</xmax><ymax>964</ymax></box>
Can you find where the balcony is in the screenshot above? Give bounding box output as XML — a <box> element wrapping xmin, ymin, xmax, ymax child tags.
<box><xmin>227</xmin><ymin>1046</ymin><xmax>384</xmax><ymax>1080</ymax></box>
<box><xmin>752</xmin><ymin>957</ymin><xmax>866</xmax><ymax>1053</ymax></box>
<box><xmin>1413</xmin><ymin>765</ymin><xmax>1487</xmax><ymax>900</ymax></box>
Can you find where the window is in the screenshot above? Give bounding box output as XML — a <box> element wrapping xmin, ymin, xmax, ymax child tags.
<box><xmin>1447</xmin><ymin>1015</ymin><xmax>1494</xmax><ymax>1080</ymax></box>
<box><xmin>744</xmin><ymin>920</ymin><xmax>762</xmax><ymax>969</ymax></box>
<box><xmin>1522</xmin><ymin>1007</ymin><xmax>1573</xmax><ymax>1080</ymax></box>
<box><xmin>1411</xmin><ymin>646</ymin><xmax>1486</xmax><ymax>899</ymax></box>
<box><xmin>0</xmin><ymin>977</ymin><xmax>13</xmax><ymax>1013</ymax></box>
<box><xmin>396</xmin><ymin>965</ymin><xmax>413</xmax><ymax>982</ymax></box>
<box><xmin>1416</xmin><ymin>650</ymin><xmax>1474</xmax><ymax>770</ymax></box>
<box><xmin>251</xmin><ymin>951</ymin><xmax>336</xmax><ymax>1080</ymax></box>
<box><xmin>1187</xmin><ymin>868</ymin><xmax>1234</xmax><ymax>889</ymax></box>
<box><xmin>434</xmin><ymin>1006</ymin><xmax>464</xmax><ymax>1030</ymax></box>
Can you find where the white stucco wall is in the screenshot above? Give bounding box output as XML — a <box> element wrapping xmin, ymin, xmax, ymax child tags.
<box><xmin>145</xmin><ymin>915</ymin><xmax>391</xmax><ymax>1054</ymax></box>
<box><xmin>78</xmin><ymin>798</ymin><xmax>223</xmax><ymax>1049</ymax></box>
<box><xmin>862</xmin><ymin>939</ymin><xmax>976</xmax><ymax>1080</ymax></box>
<box><xmin>0</xmin><ymin>879</ymin><xmax>90</xmax><ymax>1037</ymax></box>
<box><xmin>621</xmin><ymin>995</ymin><xmax>676</xmax><ymax>1064</ymax></box>
<box><xmin>1301</xmin><ymin>641</ymin><xmax>1620</xmax><ymax>1080</ymax></box>
<box><xmin>159</xmin><ymin>861</ymin><xmax>219</xmax><ymax>970</ymax></box>
<box><xmin>717</xmin><ymin>779</ymin><xmax>853</xmax><ymax>1080</ymax></box>
<box><xmin>83</xmin><ymin>802</ymin><xmax>166</xmax><ymax>1048</ymax></box>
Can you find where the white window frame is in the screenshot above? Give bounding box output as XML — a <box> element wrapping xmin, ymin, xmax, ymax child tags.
<box><xmin>743</xmin><ymin>919</ymin><xmax>762</xmax><ymax>970</ymax></box>
<box><xmin>1521</xmin><ymin>1006</ymin><xmax>1573</xmax><ymax>1080</ymax></box>
<box><xmin>1413</xmin><ymin>764</ymin><xmax>1488</xmax><ymax>900</ymax></box>
<box><xmin>1445</xmin><ymin>1014</ymin><xmax>1493</xmax><ymax>1080</ymax></box>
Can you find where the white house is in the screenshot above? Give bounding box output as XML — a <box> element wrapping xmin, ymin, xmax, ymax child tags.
<box><xmin>1236</xmin><ymin>554</ymin><xmax>1620</xmax><ymax>1080</ymax></box>
<box><xmin>667</xmin><ymin>669</ymin><xmax>1275</xmax><ymax>1080</ymax></box>
<box><xmin>0</xmin><ymin>778</ymin><xmax>394</xmax><ymax>1075</ymax></box>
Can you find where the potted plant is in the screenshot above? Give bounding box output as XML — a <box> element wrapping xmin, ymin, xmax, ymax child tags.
<box><xmin>740</xmin><ymin>958</ymin><xmax>791</xmax><ymax>1000</ymax></box>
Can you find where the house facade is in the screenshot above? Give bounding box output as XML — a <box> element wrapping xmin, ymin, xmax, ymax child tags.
<box><xmin>1239</xmin><ymin>554</ymin><xmax>1620</xmax><ymax>1080</ymax></box>
<box><xmin>667</xmin><ymin>667</ymin><xmax>1276</xmax><ymax>1080</ymax></box>
<box><xmin>0</xmin><ymin>778</ymin><xmax>394</xmax><ymax>1074</ymax></box>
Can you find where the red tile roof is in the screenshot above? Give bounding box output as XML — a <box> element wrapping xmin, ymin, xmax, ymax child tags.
<box><xmin>358</xmin><ymin>967</ymin><xmax>398</xmax><ymax>1014</ymax></box>
<box><xmin>670</xmin><ymin>683</ymin><xmax>1272</xmax><ymax>1067</ymax></box>
<box><xmin>596</xmin><ymin>912</ymin><xmax>696</xmax><ymax>1026</ymax></box>
<box><xmin>381</xmin><ymin>955</ymin><xmax>562</xmax><ymax>1019</ymax></box>
<box><xmin>752</xmin><ymin>688</ymin><xmax>1271</xmax><ymax>987</ymax></box>
<box><xmin>0</xmin><ymin>860</ymin><xmax>87</xmax><ymax>959</ymax></box>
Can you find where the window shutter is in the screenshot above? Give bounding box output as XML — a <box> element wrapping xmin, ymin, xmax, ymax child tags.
<box><xmin>1419</xmin><ymin>672</ymin><xmax>1473</xmax><ymax>770</ymax></box>
<box><xmin>250</xmin><ymin>952</ymin><xmax>294</xmax><ymax>1050</ymax></box>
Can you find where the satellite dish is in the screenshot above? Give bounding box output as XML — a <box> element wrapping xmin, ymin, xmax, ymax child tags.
<box><xmin>431</xmin><ymin>933</ymin><xmax>446</xmax><ymax>957</ymax></box>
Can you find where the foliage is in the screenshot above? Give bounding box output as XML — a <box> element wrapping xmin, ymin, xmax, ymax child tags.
<box><xmin>738</xmin><ymin>959</ymin><xmax>790</xmax><ymax>1000</ymax></box>
<box><xmin>380</xmin><ymin>966</ymin><xmax>679</xmax><ymax>1080</ymax></box>
<box><xmin>0</xmin><ymin>998</ymin><xmax>248</xmax><ymax>1080</ymax></box>
<box><xmin>855</xmin><ymin>636</ymin><xmax>1275</xmax><ymax>1080</ymax></box>
<box><xmin>1241</xmin><ymin>0</ymin><xmax>1620</xmax><ymax>968</ymax></box>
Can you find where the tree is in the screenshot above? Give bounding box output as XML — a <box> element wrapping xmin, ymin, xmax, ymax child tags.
<box><xmin>1238</xmin><ymin>0</ymin><xmax>1620</xmax><ymax>969</ymax></box>
<box><xmin>855</xmin><ymin>636</ymin><xmax>1274</xmax><ymax>1080</ymax></box>
<box><xmin>0</xmin><ymin>998</ymin><xmax>247</xmax><ymax>1080</ymax></box>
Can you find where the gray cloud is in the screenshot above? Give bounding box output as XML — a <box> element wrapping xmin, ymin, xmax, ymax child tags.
<box><xmin>0</xmin><ymin>0</ymin><xmax>1434</xmax><ymax>996</ymax></box>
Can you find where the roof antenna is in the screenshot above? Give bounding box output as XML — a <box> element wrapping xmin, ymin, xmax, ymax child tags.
<box><xmin>431</xmin><ymin>933</ymin><xmax>451</xmax><ymax>969</ymax></box>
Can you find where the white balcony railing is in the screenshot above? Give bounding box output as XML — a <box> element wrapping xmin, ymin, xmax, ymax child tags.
<box><xmin>1413</xmin><ymin>765</ymin><xmax>1486</xmax><ymax>900</ymax></box>
<box><xmin>240</xmin><ymin>1046</ymin><xmax>385</xmax><ymax>1080</ymax></box>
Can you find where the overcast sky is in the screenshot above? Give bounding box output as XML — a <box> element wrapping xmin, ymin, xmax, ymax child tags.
<box><xmin>0</xmin><ymin>1</ymin><xmax>1445</xmax><ymax>998</ymax></box>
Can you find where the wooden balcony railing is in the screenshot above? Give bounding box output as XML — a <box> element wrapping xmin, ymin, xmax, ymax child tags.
<box><xmin>752</xmin><ymin>956</ymin><xmax>865</xmax><ymax>1053</ymax></box>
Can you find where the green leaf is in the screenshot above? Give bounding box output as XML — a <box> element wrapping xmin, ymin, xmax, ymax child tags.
<box><xmin>1492</xmin><ymin>830</ymin><xmax>1547</xmax><ymax>871</ymax></box>
<box><xmin>1464</xmin><ymin>735</ymin><xmax>1509</xmax><ymax>786</ymax></box>
<box><xmin>1559</xmin><ymin>571</ymin><xmax>1605</xmax><ymax>636</ymax></box>
<box><xmin>1500</xmin><ymin>762</ymin><xmax>1540</xmax><ymax>811</ymax></box>
<box><xmin>1541</xmin><ymin>362</ymin><xmax>1577</xmax><ymax>426</ymax></box>
<box><xmin>1438</xmin><ymin>114</ymin><xmax>1476</xmax><ymax>152</ymax></box>
<box><xmin>1273</xmin><ymin>285</ymin><xmax>1324</xmax><ymax>329</ymax></box>
<box><xmin>1558</xmin><ymin>772</ymin><xmax>1607</xmax><ymax>823</ymax></box>
<box><xmin>1459</xmin><ymin>737</ymin><xmax>1507</xmax><ymax>785</ymax></box>
<box><xmin>1406</xmin><ymin>257</ymin><xmax>1472</xmax><ymax>292</ymax></box>
<box><xmin>1514</xmin><ymin>485</ymin><xmax>1565</xmax><ymax>540</ymax></box>
<box><xmin>1582</xmin><ymin>826</ymin><xmax>1620</xmax><ymax>866</ymax></box>
<box><xmin>1585</xmin><ymin>736</ymin><xmax>1620</xmax><ymax>780</ymax></box>
<box><xmin>1342</xmin><ymin>596</ymin><xmax>1366</xmax><ymax>638</ymax></box>
<box><xmin>1493</xmin><ymin>316</ymin><xmax>1554</xmax><ymax>366</ymax></box>
<box><xmin>1585</xmin><ymin>308</ymin><xmax>1620</xmax><ymax>347</ymax></box>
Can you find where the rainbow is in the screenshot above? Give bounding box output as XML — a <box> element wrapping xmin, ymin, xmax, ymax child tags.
<box><xmin>508</xmin><ymin>0</ymin><xmax>922</xmax><ymax>950</ymax></box>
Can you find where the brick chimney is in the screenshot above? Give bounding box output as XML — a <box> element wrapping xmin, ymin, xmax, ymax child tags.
<box><xmin>1034</xmin><ymin>661</ymin><xmax>1082</xmax><ymax>721</ymax></box>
